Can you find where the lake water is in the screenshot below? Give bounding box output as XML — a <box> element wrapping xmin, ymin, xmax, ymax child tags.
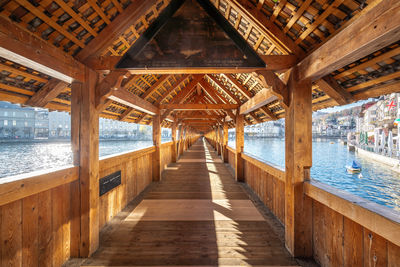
<box><xmin>0</xmin><ymin>140</ymin><xmax>156</xmax><ymax>178</ymax></box>
<box><xmin>1</xmin><ymin>138</ymin><xmax>400</xmax><ymax>211</ymax></box>
<box><xmin>230</xmin><ymin>138</ymin><xmax>400</xmax><ymax>211</ymax></box>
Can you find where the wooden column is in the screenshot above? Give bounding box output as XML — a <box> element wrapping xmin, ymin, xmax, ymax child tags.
<box><xmin>215</xmin><ymin>127</ymin><xmax>220</xmax><ymax>155</ymax></box>
<box><xmin>152</xmin><ymin>114</ymin><xmax>161</xmax><ymax>181</ymax></box>
<box><xmin>235</xmin><ymin>113</ymin><xmax>244</xmax><ymax>182</ymax></box>
<box><xmin>71</xmin><ymin>66</ymin><xmax>99</xmax><ymax>257</ymax></box>
<box><xmin>177</xmin><ymin>124</ymin><xmax>183</xmax><ymax>158</ymax></box>
<box><xmin>285</xmin><ymin>69</ymin><xmax>313</xmax><ymax>257</ymax></box>
<box><xmin>217</xmin><ymin>124</ymin><xmax>223</xmax><ymax>156</ymax></box>
<box><xmin>223</xmin><ymin>121</ymin><xmax>229</xmax><ymax>163</ymax></box>
<box><xmin>171</xmin><ymin>122</ymin><xmax>177</xmax><ymax>162</ymax></box>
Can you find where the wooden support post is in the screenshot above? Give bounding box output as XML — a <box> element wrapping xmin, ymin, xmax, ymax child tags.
<box><xmin>218</xmin><ymin>125</ymin><xmax>223</xmax><ymax>156</ymax></box>
<box><xmin>152</xmin><ymin>114</ymin><xmax>161</xmax><ymax>181</ymax></box>
<box><xmin>235</xmin><ymin>113</ymin><xmax>244</xmax><ymax>182</ymax></box>
<box><xmin>223</xmin><ymin>121</ymin><xmax>228</xmax><ymax>163</ymax></box>
<box><xmin>177</xmin><ymin>124</ymin><xmax>183</xmax><ymax>158</ymax></box>
<box><xmin>284</xmin><ymin>68</ymin><xmax>313</xmax><ymax>257</ymax></box>
<box><xmin>71</xmin><ymin>67</ymin><xmax>99</xmax><ymax>257</ymax></box>
<box><xmin>171</xmin><ymin>122</ymin><xmax>177</xmax><ymax>162</ymax></box>
<box><xmin>216</xmin><ymin>127</ymin><xmax>221</xmax><ymax>155</ymax></box>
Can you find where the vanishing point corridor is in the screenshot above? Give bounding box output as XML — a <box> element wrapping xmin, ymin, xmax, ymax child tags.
<box><xmin>80</xmin><ymin>138</ymin><xmax>298</xmax><ymax>266</ymax></box>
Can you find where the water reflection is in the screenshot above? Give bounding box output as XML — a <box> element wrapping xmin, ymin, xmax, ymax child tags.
<box><xmin>242</xmin><ymin>138</ymin><xmax>400</xmax><ymax>211</ymax></box>
<box><xmin>0</xmin><ymin>140</ymin><xmax>154</xmax><ymax>178</ymax></box>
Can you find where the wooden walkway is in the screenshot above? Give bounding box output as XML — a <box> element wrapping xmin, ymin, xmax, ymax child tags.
<box><xmin>81</xmin><ymin>138</ymin><xmax>298</xmax><ymax>266</ymax></box>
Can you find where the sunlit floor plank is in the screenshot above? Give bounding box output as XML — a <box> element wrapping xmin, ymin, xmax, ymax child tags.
<box><xmin>81</xmin><ymin>138</ymin><xmax>298</xmax><ymax>267</ymax></box>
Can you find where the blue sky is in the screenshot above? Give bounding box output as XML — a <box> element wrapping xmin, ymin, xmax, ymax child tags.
<box><xmin>319</xmin><ymin>100</ymin><xmax>371</xmax><ymax>113</ymax></box>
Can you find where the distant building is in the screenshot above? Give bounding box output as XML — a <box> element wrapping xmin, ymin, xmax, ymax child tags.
<box><xmin>49</xmin><ymin>111</ymin><xmax>71</xmax><ymax>138</ymax></box>
<box><xmin>0</xmin><ymin>102</ymin><xmax>37</xmax><ymax>139</ymax></box>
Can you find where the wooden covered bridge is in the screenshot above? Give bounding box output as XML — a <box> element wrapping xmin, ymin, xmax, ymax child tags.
<box><xmin>0</xmin><ymin>0</ymin><xmax>400</xmax><ymax>266</ymax></box>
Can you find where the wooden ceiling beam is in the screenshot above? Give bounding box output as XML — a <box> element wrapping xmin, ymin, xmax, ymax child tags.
<box><xmin>239</xmin><ymin>88</ymin><xmax>277</xmax><ymax>115</ymax></box>
<box><xmin>199</xmin><ymin>79</ymin><xmax>229</xmax><ymax>104</ymax></box>
<box><xmin>159</xmin><ymin>104</ymin><xmax>239</xmax><ymax>110</ymax></box>
<box><xmin>25</xmin><ymin>79</ymin><xmax>69</xmax><ymax>107</ymax></box>
<box><xmin>256</xmin><ymin>70</ymin><xmax>289</xmax><ymax>108</ymax></box>
<box><xmin>297</xmin><ymin>0</ymin><xmax>400</xmax><ymax>82</ymax></box>
<box><xmin>0</xmin><ymin>16</ymin><xmax>84</xmax><ymax>82</ymax></box>
<box><xmin>95</xmin><ymin>70</ymin><xmax>130</xmax><ymax>110</ymax></box>
<box><xmin>98</xmin><ymin>99</ymin><xmax>114</xmax><ymax>113</ymax></box>
<box><xmin>353</xmin><ymin>80</ymin><xmax>400</xmax><ymax>101</ymax></box>
<box><xmin>315</xmin><ymin>75</ymin><xmax>354</xmax><ymax>105</ymax></box>
<box><xmin>158</xmin><ymin>75</ymin><xmax>190</xmax><ymax>104</ymax></box>
<box><xmin>183</xmin><ymin>119</ymin><xmax>218</xmax><ymax>124</ymax></box>
<box><xmin>119</xmin><ymin>107</ymin><xmax>136</xmax><ymax>121</ymax></box>
<box><xmin>227</xmin><ymin>0</ymin><xmax>304</xmax><ymax>57</ymax></box>
<box><xmin>226</xmin><ymin>74</ymin><xmax>277</xmax><ymax>120</ymax></box>
<box><xmin>76</xmin><ymin>0</ymin><xmax>157</xmax><ymax>63</ymax></box>
<box><xmin>109</xmin><ymin>88</ymin><xmax>159</xmax><ymax>115</ymax></box>
<box><xmin>91</xmin><ymin>54</ymin><xmax>297</xmax><ymax>72</ymax></box>
<box><xmin>141</xmin><ymin>75</ymin><xmax>169</xmax><ymax>99</ymax></box>
<box><xmin>160</xmin><ymin>75</ymin><xmax>203</xmax><ymax>121</ymax></box>
<box><xmin>176</xmin><ymin>114</ymin><xmax>223</xmax><ymax>119</ymax></box>
<box><xmin>207</xmin><ymin>75</ymin><xmax>241</xmax><ymax>103</ymax></box>
<box><xmin>260</xmin><ymin>55</ymin><xmax>298</xmax><ymax>72</ymax></box>
<box><xmin>225</xmin><ymin>74</ymin><xmax>253</xmax><ymax>98</ymax></box>
<box><xmin>126</xmin><ymin>67</ymin><xmax>266</xmax><ymax>75</ymax></box>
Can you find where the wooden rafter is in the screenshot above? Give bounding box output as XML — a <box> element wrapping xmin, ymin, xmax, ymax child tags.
<box><xmin>297</xmin><ymin>0</ymin><xmax>400</xmax><ymax>81</ymax></box>
<box><xmin>225</xmin><ymin>74</ymin><xmax>277</xmax><ymax>120</ymax></box>
<box><xmin>95</xmin><ymin>70</ymin><xmax>130</xmax><ymax>109</ymax></box>
<box><xmin>0</xmin><ymin>16</ymin><xmax>84</xmax><ymax>82</ymax></box>
<box><xmin>239</xmin><ymin>88</ymin><xmax>277</xmax><ymax>115</ymax></box>
<box><xmin>141</xmin><ymin>75</ymin><xmax>169</xmax><ymax>99</ymax></box>
<box><xmin>260</xmin><ymin>55</ymin><xmax>298</xmax><ymax>72</ymax></box>
<box><xmin>256</xmin><ymin>70</ymin><xmax>289</xmax><ymax>108</ymax></box>
<box><xmin>158</xmin><ymin>75</ymin><xmax>190</xmax><ymax>104</ymax></box>
<box><xmin>160</xmin><ymin>104</ymin><xmax>239</xmax><ymax>110</ymax></box>
<box><xmin>315</xmin><ymin>76</ymin><xmax>354</xmax><ymax>105</ymax></box>
<box><xmin>77</xmin><ymin>0</ymin><xmax>158</xmax><ymax>63</ymax></box>
<box><xmin>25</xmin><ymin>79</ymin><xmax>69</xmax><ymax>107</ymax></box>
<box><xmin>110</xmin><ymin>88</ymin><xmax>159</xmax><ymax>115</ymax></box>
<box><xmin>227</xmin><ymin>0</ymin><xmax>304</xmax><ymax>56</ymax></box>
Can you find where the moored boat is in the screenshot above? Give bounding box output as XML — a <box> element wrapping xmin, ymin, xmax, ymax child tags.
<box><xmin>346</xmin><ymin>160</ymin><xmax>362</xmax><ymax>174</ymax></box>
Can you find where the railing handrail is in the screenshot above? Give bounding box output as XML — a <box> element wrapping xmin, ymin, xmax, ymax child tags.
<box><xmin>239</xmin><ymin>152</ymin><xmax>400</xmax><ymax>247</ymax></box>
<box><xmin>0</xmin><ymin>165</ymin><xmax>79</xmax><ymax>206</ymax></box>
<box><xmin>161</xmin><ymin>141</ymin><xmax>174</xmax><ymax>147</ymax></box>
<box><xmin>226</xmin><ymin>146</ymin><xmax>236</xmax><ymax>153</ymax></box>
<box><xmin>305</xmin><ymin>180</ymin><xmax>400</xmax><ymax>247</ymax></box>
<box><xmin>99</xmin><ymin>146</ymin><xmax>156</xmax><ymax>162</ymax></box>
<box><xmin>242</xmin><ymin>153</ymin><xmax>285</xmax><ymax>181</ymax></box>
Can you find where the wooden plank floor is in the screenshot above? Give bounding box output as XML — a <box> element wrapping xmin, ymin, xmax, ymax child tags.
<box><xmin>81</xmin><ymin>138</ymin><xmax>299</xmax><ymax>266</ymax></box>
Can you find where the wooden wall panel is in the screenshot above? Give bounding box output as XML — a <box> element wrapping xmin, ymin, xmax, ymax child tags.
<box><xmin>343</xmin><ymin>217</ymin><xmax>363</xmax><ymax>267</ymax></box>
<box><xmin>243</xmin><ymin>159</ymin><xmax>285</xmax><ymax>224</ymax></box>
<box><xmin>311</xmin><ymin>198</ymin><xmax>400</xmax><ymax>267</ymax></box>
<box><xmin>98</xmin><ymin>147</ymin><xmax>155</xmax><ymax>229</ymax></box>
<box><xmin>160</xmin><ymin>142</ymin><xmax>173</xmax><ymax>173</ymax></box>
<box><xmin>227</xmin><ymin>148</ymin><xmax>236</xmax><ymax>170</ymax></box>
<box><xmin>1</xmin><ymin>200</ymin><xmax>22</xmax><ymax>267</ymax></box>
<box><xmin>22</xmin><ymin>194</ymin><xmax>39</xmax><ymax>267</ymax></box>
<box><xmin>37</xmin><ymin>190</ymin><xmax>53</xmax><ymax>267</ymax></box>
<box><xmin>0</xmin><ymin>181</ymin><xmax>73</xmax><ymax>267</ymax></box>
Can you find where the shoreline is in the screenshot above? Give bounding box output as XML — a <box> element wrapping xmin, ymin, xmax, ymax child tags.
<box><xmin>355</xmin><ymin>146</ymin><xmax>400</xmax><ymax>173</ymax></box>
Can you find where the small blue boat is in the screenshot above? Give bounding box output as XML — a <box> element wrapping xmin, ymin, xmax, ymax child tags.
<box><xmin>346</xmin><ymin>160</ymin><xmax>361</xmax><ymax>174</ymax></box>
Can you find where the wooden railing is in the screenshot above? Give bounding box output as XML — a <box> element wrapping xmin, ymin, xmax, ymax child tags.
<box><xmin>98</xmin><ymin>146</ymin><xmax>155</xmax><ymax>228</ymax></box>
<box><xmin>161</xmin><ymin>141</ymin><xmax>174</xmax><ymax>173</ymax></box>
<box><xmin>226</xmin><ymin>146</ymin><xmax>236</xmax><ymax>170</ymax></box>
<box><xmin>0</xmin><ymin>139</ymin><xmax>184</xmax><ymax>266</ymax></box>
<box><xmin>225</xmin><ymin>150</ymin><xmax>400</xmax><ymax>266</ymax></box>
<box><xmin>305</xmin><ymin>180</ymin><xmax>400</xmax><ymax>266</ymax></box>
<box><xmin>0</xmin><ymin>166</ymin><xmax>79</xmax><ymax>266</ymax></box>
<box><xmin>242</xmin><ymin>153</ymin><xmax>285</xmax><ymax>223</ymax></box>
